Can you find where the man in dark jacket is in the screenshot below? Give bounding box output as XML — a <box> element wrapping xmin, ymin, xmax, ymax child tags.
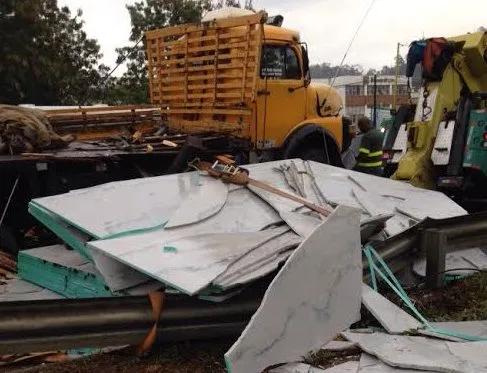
<box><xmin>354</xmin><ymin>116</ymin><xmax>384</xmax><ymax>176</ymax></box>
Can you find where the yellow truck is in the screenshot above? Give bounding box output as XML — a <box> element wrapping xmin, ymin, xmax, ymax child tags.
<box><xmin>145</xmin><ymin>11</ymin><xmax>354</xmax><ymax>165</ymax></box>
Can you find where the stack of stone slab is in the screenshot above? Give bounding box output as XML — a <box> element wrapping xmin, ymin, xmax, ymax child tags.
<box><xmin>1</xmin><ymin>159</ymin><xmax>480</xmax><ymax>372</ymax></box>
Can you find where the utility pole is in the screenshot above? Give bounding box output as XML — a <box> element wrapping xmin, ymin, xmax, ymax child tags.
<box><xmin>393</xmin><ymin>42</ymin><xmax>400</xmax><ymax>111</ymax></box>
<box><xmin>373</xmin><ymin>74</ymin><xmax>377</xmax><ymax>127</ymax></box>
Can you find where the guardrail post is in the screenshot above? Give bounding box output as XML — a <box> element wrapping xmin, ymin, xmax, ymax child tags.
<box><xmin>422</xmin><ymin>228</ymin><xmax>447</xmax><ymax>289</ymax></box>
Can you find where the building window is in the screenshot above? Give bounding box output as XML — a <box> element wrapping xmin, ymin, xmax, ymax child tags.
<box><xmin>260</xmin><ymin>45</ymin><xmax>301</xmax><ymax>80</ymax></box>
<box><xmin>397</xmin><ymin>85</ymin><xmax>409</xmax><ymax>94</ymax></box>
<box><xmin>345</xmin><ymin>85</ymin><xmax>363</xmax><ymax>96</ymax></box>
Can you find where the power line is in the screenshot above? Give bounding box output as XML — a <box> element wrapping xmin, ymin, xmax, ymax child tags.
<box><xmin>321</xmin><ymin>0</ymin><xmax>377</xmax><ymax>108</ymax></box>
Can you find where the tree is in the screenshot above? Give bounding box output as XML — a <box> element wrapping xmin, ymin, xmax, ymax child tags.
<box><xmin>105</xmin><ymin>0</ymin><xmax>254</xmax><ymax>105</ymax></box>
<box><xmin>0</xmin><ymin>0</ymin><xmax>108</xmax><ymax>105</ymax></box>
<box><xmin>309</xmin><ymin>62</ymin><xmax>362</xmax><ymax>79</ymax></box>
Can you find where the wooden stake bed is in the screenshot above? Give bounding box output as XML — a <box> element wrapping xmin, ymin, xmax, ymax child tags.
<box><xmin>145</xmin><ymin>12</ymin><xmax>266</xmax><ymax>138</ymax></box>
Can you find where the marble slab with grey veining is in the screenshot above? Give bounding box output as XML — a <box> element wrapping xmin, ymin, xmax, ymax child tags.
<box><xmin>165</xmin><ymin>175</ymin><xmax>229</xmax><ymax>228</ymax></box>
<box><xmin>31</xmin><ymin>171</ymin><xmax>197</xmax><ymax>238</ymax></box>
<box><xmin>279</xmin><ymin>211</ymin><xmax>323</xmax><ymax>238</ymax></box>
<box><xmin>413</xmin><ymin>248</ymin><xmax>487</xmax><ymax>277</ymax></box>
<box><xmin>91</xmin><ymin>226</ymin><xmax>285</xmax><ymax>295</ymax></box>
<box><xmin>0</xmin><ymin>277</ymin><xmax>63</xmax><ymax>302</ymax></box>
<box><xmin>358</xmin><ymin>354</ymin><xmax>433</xmax><ymax>373</ymax></box>
<box><xmin>361</xmin><ymin>284</ymin><xmax>422</xmax><ymax>334</ymax></box>
<box><xmin>225</xmin><ymin>205</ymin><xmax>362</xmax><ymax>373</ymax></box>
<box><xmin>429</xmin><ymin>321</ymin><xmax>487</xmax><ymax>340</ymax></box>
<box><xmin>270</xmin><ymin>361</ymin><xmax>359</xmax><ymax>373</ymax></box>
<box><xmin>322</xmin><ymin>340</ymin><xmax>358</xmax><ymax>351</ymax></box>
<box><xmin>343</xmin><ymin>331</ymin><xmax>487</xmax><ymax>373</ymax></box>
<box><xmin>213</xmin><ymin>228</ymin><xmax>300</xmax><ymax>284</ymax></box>
<box><xmin>217</xmin><ymin>249</ymin><xmax>294</xmax><ymax>289</ymax></box>
<box><xmin>88</xmin><ymin>248</ymin><xmax>151</xmax><ymax>292</ymax></box>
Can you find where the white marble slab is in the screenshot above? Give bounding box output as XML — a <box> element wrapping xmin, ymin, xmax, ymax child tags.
<box><xmin>343</xmin><ymin>331</ymin><xmax>487</xmax><ymax>373</ymax></box>
<box><xmin>225</xmin><ymin>205</ymin><xmax>362</xmax><ymax>373</ymax></box>
<box><xmin>429</xmin><ymin>321</ymin><xmax>487</xmax><ymax>340</ymax></box>
<box><xmin>413</xmin><ymin>248</ymin><xmax>487</xmax><ymax>277</ymax></box>
<box><xmin>165</xmin><ymin>175</ymin><xmax>229</xmax><ymax>228</ymax></box>
<box><xmin>307</xmin><ymin>161</ymin><xmax>467</xmax><ymax>221</ymax></box>
<box><xmin>358</xmin><ymin>354</ymin><xmax>430</xmax><ymax>373</ymax></box>
<box><xmin>92</xmin><ymin>225</ymin><xmax>285</xmax><ymax>295</ymax></box>
<box><xmin>322</xmin><ymin>340</ymin><xmax>358</xmax><ymax>351</ymax></box>
<box><xmin>361</xmin><ymin>284</ymin><xmax>422</xmax><ymax>334</ymax></box>
<box><xmin>22</xmin><ymin>245</ymin><xmax>88</xmax><ymax>267</ymax></box>
<box><xmin>88</xmin><ymin>248</ymin><xmax>151</xmax><ymax>292</ymax></box>
<box><xmin>217</xmin><ymin>249</ymin><xmax>293</xmax><ymax>289</ymax></box>
<box><xmin>269</xmin><ymin>362</ymin><xmax>327</xmax><ymax>373</ymax></box>
<box><xmin>270</xmin><ymin>361</ymin><xmax>359</xmax><ymax>373</ymax></box>
<box><xmin>280</xmin><ymin>211</ymin><xmax>323</xmax><ymax>238</ymax></box>
<box><xmin>0</xmin><ymin>278</ymin><xmax>63</xmax><ymax>302</ymax></box>
<box><xmin>214</xmin><ymin>228</ymin><xmax>300</xmax><ymax>284</ymax></box>
<box><xmin>32</xmin><ymin>171</ymin><xmax>196</xmax><ymax>238</ymax></box>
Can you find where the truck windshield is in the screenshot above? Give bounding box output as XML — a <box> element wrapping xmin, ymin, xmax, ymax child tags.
<box><xmin>260</xmin><ymin>45</ymin><xmax>301</xmax><ymax>80</ymax></box>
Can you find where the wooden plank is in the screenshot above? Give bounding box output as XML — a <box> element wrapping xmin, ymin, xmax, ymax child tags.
<box><xmin>148</xmin><ymin>28</ymin><xmax>260</xmax><ymax>48</ymax></box>
<box><xmin>158</xmin><ymin>92</ymin><xmax>253</xmax><ymax>101</ymax></box>
<box><xmin>156</xmin><ymin>100</ymin><xmax>251</xmax><ymax>108</ymax></box>
<box><xmin>160</xmin><ymin>72</ymin><xmax>252</xmax><ymax>83</ymax></box>
<box><xmin>43</xmin><ymin>105</ymin><xmax>159</xmax><ymax>115</ymax></box>
<box><xmin>241</xmin><ymin>24</ymin><xmax>251</xmax><ymax>101</ymax></box>
<box><xmin>155</xmin><ymin>80</ymin><xmax>254</xmax><ymax>93</ymax></box>
<box><xmin>165</xmin><ymin>108</ymin><xmax>252</xmax><ymax>116</ymax></box>
<box><xmin>158</xmin><ymin>62</ymin><xmax>257</xmax><ymax>76</ymax></box>
<box><xmin>153</xmin><ymin>50</ymin><xmax>258</xmax><ymax>68</ymax></box>
<box><xmin>145</xmin><ymin>12</ymin><xmax>267</xmax><ymax>40</ymax></box>
<box><xmin>213</xmin><ymin>30</ymin><xmax>219</xmax><ymax>102</ymax></box>
<box><xmin>149</xmin><ymin>40</ymin><xmax>259</xmax><ymax>58</ymax></box>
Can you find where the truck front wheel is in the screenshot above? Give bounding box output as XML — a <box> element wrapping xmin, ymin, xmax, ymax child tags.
<box><xmin>292</xmin><ymin>138</ymin><xmax>344</xmax><ymax>167</ymax></box>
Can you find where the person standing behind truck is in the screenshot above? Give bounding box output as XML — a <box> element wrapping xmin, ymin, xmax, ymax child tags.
<box><xmin>354</xmin><ymin>116</ymin><xmax>384</xmax><ymax>176</ymax></box>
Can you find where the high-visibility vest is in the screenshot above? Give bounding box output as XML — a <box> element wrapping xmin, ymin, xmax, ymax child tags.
<box><xmin>357</xmin><ymin>129</ymin><xmax>383</xmax><ymax>168</ymax></box>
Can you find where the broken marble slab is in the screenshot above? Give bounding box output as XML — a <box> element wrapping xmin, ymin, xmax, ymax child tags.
<box><xmin>216</xmin><ymin>249</ymin><xmax>293</xmax><ymax>289</ymax></box>
<box><xmin>429</xmin><ymin>321</ymin><xmax>487</xmax><ymax>340</ymax></box>
<box><xmin>87</xmin><ymin>187</ymin><xmax>282</xmax><ymax>289</ymax></box>
<box><xmin>225</xmin><ymin>205</ymin><xmax>362</xmax><ymax>373</ymax></box>
<box><xmin>322</xmin><ymin>340</ymin><xmax>358</xmax><ymax>351</ymax></box>
<box><xmin>270</xmin><ymin>361</ymin><xmax>359</xmax><ymax>373</ymax></box>
<box><xmin>343</xmin><ymin>331</ymin><xmax>487</xmax><ymax>373</ymax></box>
<box><xmin>165</xmin><ymin>175</ymin><xmax>229</xmax><ymax>228</ymax></box>
<box><xmin>279</xmin><ymin>211</ymin><xmax>323</xmax><ymax>238</ymax></box>
<box><xmin>31</xmin><ymin>171</ymin><xmax>196</xmax><ymax>238</ymax></box>
<box><xmin>307</xmin><ymin>161</ymin><xmax>467</xmax><ymax>221</ymax></box>
<box><xmin>361</xmin><ymin>284</ymin><xmax>421</xmax><ymax>334</ymax></box>
<box><xmin>92</xmin><ymin>226</ymin><xmax>286</xmax><ymax>296</ymax></box>
<box><xmin>213</xmin><ymin>229</ymin><xmax>300</xmax><ymax>285</ymax></box>
<box><xmin>0</xmin><ymin>277</ymin><xmax>63</xmax><ymax>302</ymax></box>
<box><xmin>358</xmin><ymin>353</ymin><xmax>432</xmax><ymax>373</ymax></box>
<box><xmin>351</xmin><ymin>189</ymin><xmax>408</xmax><ymax>236</ymax></box>
<box><xmin>88</xmin><ymin>248</ymin><xmax>151</xmax><ymax>292</ymax></box>
<box><xmin>413</xmin><ymin>248</ymin><xmax>487</xmax><ymax>277</ymax></box>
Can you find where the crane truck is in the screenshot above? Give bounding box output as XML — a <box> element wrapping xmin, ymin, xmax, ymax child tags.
<box><xmin>383</xmin><ymin>30</ymin><xmax>487</xmax><ymax>210</ymax></box>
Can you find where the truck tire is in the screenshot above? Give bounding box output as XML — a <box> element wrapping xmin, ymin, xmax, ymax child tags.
<box><xmin>0</xmin><ymin>225</ymin><xmax>19</xmax><ymax>255</ymax></box>
<box><xmin>293</xmin><ymin>138</ymin><xmax>344</xmax><ymax>167</ymax></box>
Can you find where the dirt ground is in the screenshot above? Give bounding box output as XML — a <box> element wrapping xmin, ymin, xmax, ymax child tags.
<box><xmin>3</xmin><ymin>272</ymin><xmax>487</xmax><ymax>373</ymax></box>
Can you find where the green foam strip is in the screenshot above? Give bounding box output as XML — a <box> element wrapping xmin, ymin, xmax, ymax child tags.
<box><xmin>28</xmin><ymin>203</ymin><xmax>92</xmax><ymax>260</ymax></box>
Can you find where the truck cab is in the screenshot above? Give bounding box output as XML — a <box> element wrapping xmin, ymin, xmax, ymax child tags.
<box><xmin>145</xmin><ymin>11</ymin><xmax>354</xmax><ymax>166</ymax></box>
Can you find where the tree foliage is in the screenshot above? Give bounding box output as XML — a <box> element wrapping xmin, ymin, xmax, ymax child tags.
<box><xmin>0</xmin><ymin>0</ymin><xmax>108</xmax><ymax>105</ymax></box>
<box><xmin>309</xmin><ymin>63</ymin><xmax>363</xmax><ymax>79</ymax></box>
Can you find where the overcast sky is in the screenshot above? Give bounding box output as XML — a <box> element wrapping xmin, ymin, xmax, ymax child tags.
<box><xmin>59</xmin><ymin>0</ymin><xmax>487</xmax><ymax>74</ymax></box>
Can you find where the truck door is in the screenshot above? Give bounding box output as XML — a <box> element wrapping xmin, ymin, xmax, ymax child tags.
<box><xmin>256</xmin><ymin>44</ymin><xmax>306</xmax><ymax>148</ymax></box>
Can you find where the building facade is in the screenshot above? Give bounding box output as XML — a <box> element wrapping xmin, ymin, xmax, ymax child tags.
<box><xmin>315</xmin><ymin>75</ymin><xmax>418</xmax><ymax>125</ymax></box>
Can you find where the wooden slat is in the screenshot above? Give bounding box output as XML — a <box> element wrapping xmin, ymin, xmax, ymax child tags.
<box><xmin>145</xmin><ymin>12</ymin><xmax>266</xmax><ymax>39</ymax></box>
<box><xmin>150</xmin><ymin>40</ymin><xmax>260</xmax><ymax>58</ymax></box>
<box><xmin>148</xmin><ymin>28</ymin><xmax>260</xmax><ymax>48</ymax></box>
<box><xmin>159</xmin><ymin>92</ymin><xmax>253</xmax><ymax>101</ymax></box>
<box><xmin>152</xmin><ymin>50</ymin><xmax>258</xmax><ymax>68</ymax></box>
<box><xmin>158</xmin><ymin>62</ymin><xmax>257</xmax><ymax>76</ymax></box>
<box><xmin>43</xmin><ymin>105</ymin><xmax>159</xmax><ymax>115</ymax></box>
<box><xmin>155</xmin><ymin>80</ymin><xmax>254</xmax><ymax>93</ymax></box>
<box><xmin>165</xmin><ymin>108</ymin><xmax>252</xmax><ymax>116</ymax></box>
